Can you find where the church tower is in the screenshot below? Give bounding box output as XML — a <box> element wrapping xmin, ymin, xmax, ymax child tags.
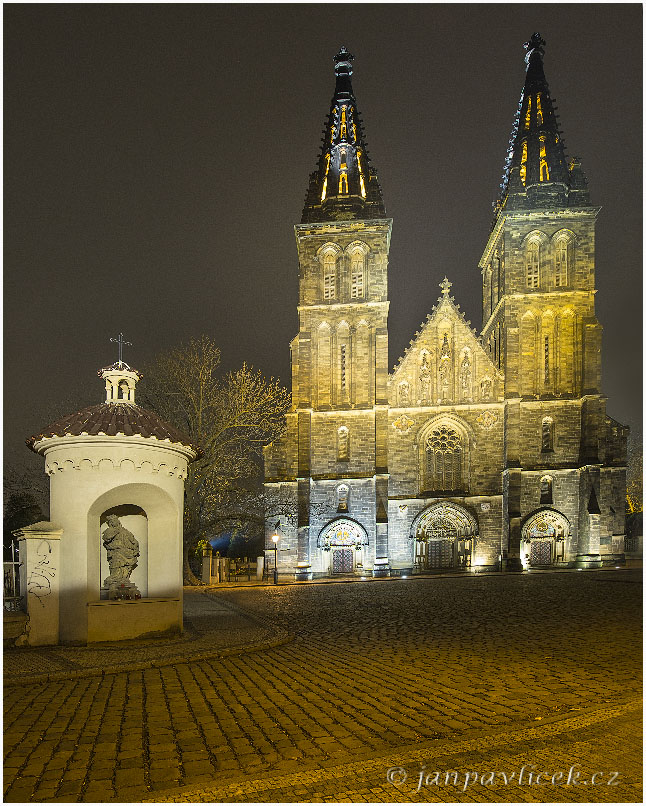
<box><xmin>480</xmin><ymin>33</ymin><xmax>627</xmax><ymax>569</ymax></box>
<box><xmin>265</xmin><ymin>48</ymin><xmax>392</xmax><ymax>576</ymax></box>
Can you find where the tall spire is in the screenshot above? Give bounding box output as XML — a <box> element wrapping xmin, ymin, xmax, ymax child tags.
<box><xmin>301</xmin><ymin>47</ymin><xmax>386</xmax><ymax>223</ymax></box>
<box><xmin>496</xmin><ymin>33</ymin><xmax>590</xmax><ymax>216</ymax></box>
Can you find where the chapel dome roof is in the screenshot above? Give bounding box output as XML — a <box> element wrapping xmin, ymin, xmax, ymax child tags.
<box><xmin>27</xmin><ymin>402</ymin><xmax>201</xmax><ymax>456</ymax></box>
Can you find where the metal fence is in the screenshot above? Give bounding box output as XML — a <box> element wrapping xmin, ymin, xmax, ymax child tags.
<box><xmin>3</xmin><ymin>541</ymin><xmax>23</xmax><ymax>612</ymax></box>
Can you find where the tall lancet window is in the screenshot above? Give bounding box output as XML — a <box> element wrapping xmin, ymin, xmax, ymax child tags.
<box><xmin>323</xmin><ymin>253</ymin><xmax>336</xmax><ymax>299</ymax></box>
<box><xmin>539</xmin><ymin>136</ymin><xmax>549</xmax><ymax>181</ymax></box>
<box><xmin>520</xmin><ymin>140</ymin><xmax>528</xmax><ymax>185</ymax></box>
<box><xmin>536</xmin><ymin>93</ymin><xmax>544</xmax><ymax>125</ymax></box>
<box><xmin>350</xmin><ymin>252</ymin><xmax>365</xmax><ymax>298</ymax></box>
<box><xmin>526</xmin><ymin>240</ymin><xmax>540</xmax><ymax>288</ymax></box>
<box><xmin>554</xmin><ymin>237</ymin><xmax>571</xmax><ymax>287</ymax></box>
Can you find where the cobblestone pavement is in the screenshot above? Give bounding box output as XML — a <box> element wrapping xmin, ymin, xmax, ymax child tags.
<box><xmin>3</xmin><ymin>590</ymin><xmax>286</xmax><ymax>684</ymax></box>
<box><xmin>148</xmin><ymin>700</ymin><xmax>642</xmax><ymax>803</ymax></box>
<box><xmin>3</xmin><ymin>569</ymin><xmax>642</xmax><ymax>803</ymax></box>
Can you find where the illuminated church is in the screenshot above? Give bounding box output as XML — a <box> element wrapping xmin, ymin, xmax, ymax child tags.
<box><xmin>263</xmin><ymin>34</ymin><xmax>628</xmax><ymax>577</ymax></box>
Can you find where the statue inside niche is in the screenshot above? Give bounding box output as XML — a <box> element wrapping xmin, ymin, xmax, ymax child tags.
<box><xmin>481</xmin><ymin>377</ymin><xmax>492</xmax><ymax>401</ymax></box>
<box><xmin>102</xmin><ymin>515</ymin><xmax>141</xmax><ymax>598</ymax></box>
<box><xmin>460</xmin><ymin>352</ymin><xmax>472</xmax><ymax>399</ymax></box>
<box><xmin>399</xmin><ymin>380</ymin><xmax>410</xmax><ymax>405</ymax></box>
<box><xmin>419</xmin><ymin>354</ymin><xmax>431</xmax><ymax>403</ymax></box>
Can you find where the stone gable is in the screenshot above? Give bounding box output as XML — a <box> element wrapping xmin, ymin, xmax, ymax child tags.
<box><xmin>390</xmin><ymin>289</ymin><xmax>503</xmax><ymax>408</ymax></box>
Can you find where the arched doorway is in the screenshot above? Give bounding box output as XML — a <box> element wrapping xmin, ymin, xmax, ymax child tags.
<box><xmin>411</xmin><ymin>503</ymin><xmax>478</xmax><ymax>570</ymax></box>
<box><xmin>521</xmin><ymin>509</ymin><xmax>569</xmax><ymax>568</ymax></box>
<box><xmin>318</xmin><ymin>518</ymin><xmax>369</xmax><ymax>575</ymax></box>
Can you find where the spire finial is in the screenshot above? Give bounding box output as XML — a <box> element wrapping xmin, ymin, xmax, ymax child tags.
<box><xmin>440</xmin><ymin>277</ymin><xmax>452</xmax><ymax>297</ymax></box>
<box><xmin>334</xmin><ymin>46</ymin><xmax>354</xmax><ymax>77</ymax></box>
<box><xmin>524</xmin><ymin>32</ymin><xmax>545</xmax><ymax>65</ymax></box>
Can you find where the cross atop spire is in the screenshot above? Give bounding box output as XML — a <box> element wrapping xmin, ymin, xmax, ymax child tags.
<box><xmin>440</xmin><ymin>277</ymin><xmax>452</xmax><ymax>297</ymax></box>
<box><xmin>110</xmin><ymin>333</ymin><xmax>131</xmax><ymax>368</ymax></box>
<box><xmin>301</xmin><ymin>48</ymin><xmax>386</xmax><ymax>223</ymax></box>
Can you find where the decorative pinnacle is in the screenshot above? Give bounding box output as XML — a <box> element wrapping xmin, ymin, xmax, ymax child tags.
<box><xmin>334</xmin><ymin>46</ymin><xmax>354</xmax><ymax>76</ymax></box>
<box><xmin>524</xmin><ymin>32</ymin><xmax>545</xmax><ymax>62</ymax></box>
<box><xmin>440</xmin><ymin>277</ymin><xmax>452</xmax><ymax>297</ymax></box>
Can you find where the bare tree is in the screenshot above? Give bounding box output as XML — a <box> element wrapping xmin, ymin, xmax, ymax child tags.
<box><xmin>138</xmin><ymin>336</ymin><xmax>291</xmax><ymax>583</ymax></box>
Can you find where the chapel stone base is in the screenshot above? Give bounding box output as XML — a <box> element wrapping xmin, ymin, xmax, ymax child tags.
<box><xmin>87</xmin><ymin>598</ymin><xmax>181</xmax><ymax>643</ymax></box>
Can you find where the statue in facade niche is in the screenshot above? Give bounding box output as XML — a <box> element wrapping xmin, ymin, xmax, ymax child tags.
<box><xmin>460</xmin><ymin>352</ymin><xmax>472</xmax><ymax>399</ymax></box>
<box><xmin>419</xmin><ymin>355</ymin><xmax>431</xmax><ymax>403</ymax></box>
<box><xmin>102</xmin><ymin>515</ymin><xmax>140</xmax><ymax>596</ymax></box>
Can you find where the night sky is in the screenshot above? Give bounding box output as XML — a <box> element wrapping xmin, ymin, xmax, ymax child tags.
<box><xmin>5</xmin><ymin>4</ymin><xmax>642</xmax><ymax>470</ymax></box>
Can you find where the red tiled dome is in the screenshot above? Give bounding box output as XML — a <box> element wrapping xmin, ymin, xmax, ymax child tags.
<box><xmin>27</xmin><ymin>403</ymin><xmax>201</xmax><ymax>457</ymax></box>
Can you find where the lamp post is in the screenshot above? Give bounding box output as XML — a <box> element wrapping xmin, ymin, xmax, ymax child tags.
<box><xmin>271</xmin><ymin>521</ymin><xmax>280</xmax><ymax>585</ymax></box>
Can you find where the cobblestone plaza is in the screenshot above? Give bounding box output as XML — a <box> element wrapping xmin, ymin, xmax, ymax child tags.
<box><xmin>3</xmin><ymin>569</ymin><xmax>642</xmax><ymax>802</ymax></box>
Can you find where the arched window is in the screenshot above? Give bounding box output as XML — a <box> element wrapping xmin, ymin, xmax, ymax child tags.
<box><xmin>337</xmin><ymin>426</ymin><xmax>349</xmax><ymax>461</ymax></box>
<box><xmin>524</xmin><ymin>95</ymin><xmax>531</xmax><ymax>129</ymax></box>
<box><xmin>520</xmin><ymin>140</ymin><xmax>528</xmax><ymax>185</ymax></box>
<box><xmin>541</xmin><ymin>417</ymin><xmax>554</xmax><ymax>452</ymax></box>
<box><xmin>323</xmin><ymin>253</ymin><xmax>336</xmax><ymax>299</ymax></box>
<box><xmin>539</xmin><ymin>136</ymin><xmax>549</xmax><ymax>181</ymax></box>
<box><xmin>540</xmin><ymin>476</ymin><xmax>553</xmax><ymax>504</ymax></box>
<box><xmin>425</xmin><ymin>425</ymin><xmax>463</xmax><ymax>491</ymax></box>
<box><xmin>554</xmin><ymin>237</ymin><xmax>572</xmax><ymax>287</ymax></box>
<box><xmin>536</xmin><ymin>93</ymin><xmax>543</xmax><ymax>125</ymax></box>
<box><xmin>350</xmin><ymin>251</ymin><xmax>365</xmax><ymax>298</ymax></box>
<box><xmin>526</xmin><ymin>240</ymin><xmax>540</xmax><ymax>288</ymax></box>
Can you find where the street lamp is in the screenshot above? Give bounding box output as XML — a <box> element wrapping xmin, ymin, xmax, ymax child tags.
<box><xmin>271</xmin><ymin>521</ymin><xmax>280</xmax><ymax>585</ymax></box>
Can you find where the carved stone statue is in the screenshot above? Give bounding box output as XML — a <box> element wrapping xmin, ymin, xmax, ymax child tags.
<box><xmin>102</xmin><ymin>515</ymin><xmax>140</xmax><ymax>596</ymax></box>
<box><xmin>419</xmin><ymin>355</ymin><xmax>431</xmax><ymax>403</ymax></box>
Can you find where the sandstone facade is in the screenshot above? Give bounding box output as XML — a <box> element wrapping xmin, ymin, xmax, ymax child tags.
<box><xmin>264</xmin><ymin>39</ymin><xmax>627</xmax><ymax>576</ymax></box>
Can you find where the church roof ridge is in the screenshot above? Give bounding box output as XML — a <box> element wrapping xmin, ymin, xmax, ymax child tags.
<box><xmin>301</xmin><ymin>48</ymin><xmax>387</xmax><ymax>224</ymax></box>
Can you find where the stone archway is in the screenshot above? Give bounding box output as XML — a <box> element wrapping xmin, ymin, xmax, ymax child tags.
<box><xmin>521</xmin><ymin>509</ymin><xmax>570</xmax><ymax>568</ymax></box>
<box><xmin>410</xmin><ymin>502</ymin><xmax>478</xmax><ymax>570</ymax></box>
<box><xmin>318</xmin><ymin>518</ymin><xmax>368</xmax><ymax>576</ymax></box>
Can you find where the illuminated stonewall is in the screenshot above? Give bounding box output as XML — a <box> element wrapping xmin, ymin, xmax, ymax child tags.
<box><xmin>264</xmin><ymin>37</ymin><xmax>628</xmax><ymax>577</ymax></box>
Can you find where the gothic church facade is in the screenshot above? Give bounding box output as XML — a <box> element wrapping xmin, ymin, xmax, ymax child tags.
<box><xmin>264</xmin><ymin>35</ymin><xmax>628</xmax><ymax>576</ymax></box>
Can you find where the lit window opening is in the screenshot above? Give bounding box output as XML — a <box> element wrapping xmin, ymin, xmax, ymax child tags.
<box><xmin>539</xmin><ymin>136</ymin><xmax>549</xmax><ymax>181</ymax></box>
<box><xmin>525</xmin><ymin>95</ymin><xmax>532</xmax><ymax>129</ymax></box>
<box><xmin>520</xmin><ymin>141</ymin><xmax>528</xmax><ymax>185</ymax></box>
